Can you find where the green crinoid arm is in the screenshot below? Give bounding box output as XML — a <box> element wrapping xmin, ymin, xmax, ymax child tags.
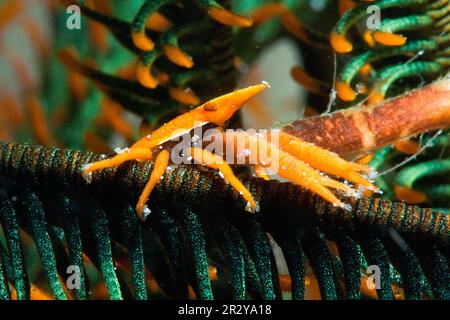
<box><xmin>336</xmin><ymin>0</ymin><xmax>429</xmax><ymax>35</ymax></box>
<box><xmin>303</xmin><ymin>227</ymin><xmax>340</xmax><ymax>300</ymax></box>
<box><xmin>427</xmin><ymin>1</ymin><xmax>450</xmax><ymax>19</ymax></box>
<box><xmin>20</xmin><ymin>191</ymin><xmax>67</xmax><ymax>300</ymax></box>
<box><xmin>340</xmin><ymin>40</ymin><xmax>437</xmax><ymax>84</ymax></box>
<box><xmin>336</xmin><ymin>234</ymin><xmax>362</xmax><ymax>300</ymax></box>
<box><xmin>137</xmin><ymin>50</ymin><xmax>161</xmax><ymax>89</ymax></box>
<box><xmin>182</xmin><ymin>208</ymin><xmax>214</xmax><ymax>300</ymax></box>
<box><xmin>369</xmin><ymin>14</ymin><xmax>434</xmax><ymax>48</ymax></box>
<box><xmin>160</xmin><ymin>21</ymin><xmax>209</xmax><ymax>68</ymax></box>
<box><xmin>210</xmin><ymin>215</ymin><xmax>247</xmax><ymax>299</ymax></box>
<box><xmin>424</xmin><ymin>185</ymin><xmax>450</xmax><ymax>201</ymax></box>
<box><xmin>436</xmin><ymin>12</ymin><xmax>450</xmax><ymax>28</ymax></box>
<box><xmin>85</xmin><ymin>200</ymin><xmax>123</xmax><ymax>300</ymax></box>
<box><xmin>132</xmin><ymin>0</ymin><xmax>170</xmax><ymax>33</ymax></box>
<box><xmin>436</xmin><ymin>32</ymin><xmax>450</xmax><ymax>46</ymax></box>
<box><xmin>428</xmin><ymin>0</ymin><xmax>449</xmax><ymax>10</ymax></box>
<box><xmin>373</xmin><ymin>61</ymin><xmax>442</xmax><ymax>98</ymax></box>
<box><xmin>58</xmin><ymin>194</ymin><xmax>88</xmax><ymax>300</ymax></box>
<box><xmin>395</xmin><ymin>159</ymin><xmax>450</xmax><ymax>189</ymax></box>
<box><xmin>331</xmin><ymin>0</ymin><xmax>429</xmax><ymax>52</ymax></box>
<box><xmin>0</xmin><ymin>191</ymin><xmax>29</xmax><ymax>300</ymax></box>
<box><xmin>0</xmin><ymin>245</ymin><xmax>10</xmax><ymax>300</ymax></box>
<box><xmin>436</xmin><ymin>56</ymin><xmax>450</xmax><ymax>66</ymax></box>
<box><xmin>132</xmin><ymin>0</ymin><xmax>172</xmax><ymax>51</ymax></box>
<box><xmin>378</xmin><ymin>15</ymin><xmax>434</xmax><ymax>33</ymax></box>
<box><xmin>119</xmin><ymin>205</ymin><xmax>148</xmax><ymax>300</ymax></box>
<box><xmin>336</xmin><ymin>40</ymin><xmax>437</xmax><ymax>100</ymax></box>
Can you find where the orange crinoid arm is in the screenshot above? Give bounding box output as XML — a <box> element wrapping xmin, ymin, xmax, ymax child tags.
<box><xmin>207</xmin><ymin>4</ymin><xmax>253</xmax><ymax>28</ymax></box>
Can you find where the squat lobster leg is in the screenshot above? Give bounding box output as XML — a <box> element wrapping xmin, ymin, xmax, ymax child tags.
<box><xmin>82</xmin><ymin>148</ymin><xmax>153</xmax><ymax>183</ymax></box>
<box><xmin>190</xmin><ymin>147</ymin><xmax>258</xmax><ymax>212</ymax></box>
<box><xmin>228</xmin><ymin>131</ymin><xmax>365</xmax><ymax>210</ymax></box>
<box><xmin>254</xmin><ymin>165</ymin><xmax>270</xmax><ymax>180</ymax></box>
<box><xmin>277</xmin><ymin>131</ymin><xmax>378</xmax><ymax>191</ymax></box>
<box><xmin>275</xmin><ymin>150</ymin><xmax>356</xmax><ymax>210</ymax></box>
<box><xmin>136</xmin><ymin>149</ymin><xmax>170</xmax><ymax>220</ymax></box>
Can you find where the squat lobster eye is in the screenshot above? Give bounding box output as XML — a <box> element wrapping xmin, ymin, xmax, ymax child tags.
<box><xmin>203</xmin><ymin>102</ymin><xmax>219</xmax><ymax>112</ymax></box>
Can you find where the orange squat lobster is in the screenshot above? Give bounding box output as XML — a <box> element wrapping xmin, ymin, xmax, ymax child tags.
<box><xmin>81</xmin><ymin>83</ymin><xmax>378</xmax><ymax>221</ymax></box>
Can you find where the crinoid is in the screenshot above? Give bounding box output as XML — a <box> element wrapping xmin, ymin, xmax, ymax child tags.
<box><xmin>0</xmin><ymin>0</ymin><xmax>449</xmax><ymax>301</ymax></box>
<box><xmin>328</xmin><ymin>0</ymin><xmax>450</xmax><ymax>208</ymax></box>
<box><xmin>59</xmin><ymin>0</ymin><xmax>243</xmax><ymax>130</ymax></box>
<box><xmin>1</xmin><ymin>79</ymin><xmax>449</xmax><ymax>300</ymax></box>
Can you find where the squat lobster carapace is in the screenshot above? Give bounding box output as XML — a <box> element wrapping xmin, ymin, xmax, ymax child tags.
<box><xmin>81</xmin><ymin>83</ymin><xmax>377</xmax><ymax>221</ymax></box>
